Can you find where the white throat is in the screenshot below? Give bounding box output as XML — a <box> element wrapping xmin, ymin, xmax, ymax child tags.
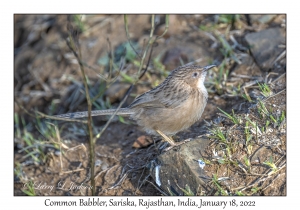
<box><xmin>197</xmin><ymin>77</ymin><xmax>208</xmax><ymax>99</ymax></box>
<box><xmin>197</xmin><ymin>73</ymin><xmax>208</xmax><ymax>99</ymax></box>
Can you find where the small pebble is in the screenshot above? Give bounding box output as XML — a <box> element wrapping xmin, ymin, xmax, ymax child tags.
<box><xmin>54</xmin><ymin>151</ymin><xmax>61</xmax><ymax>156</ymax></box>
<box><xmin>214</xmin><ymin>96</ymin><xmax>220</xmax><ymax>100</ymax></box>
<box><xmin>95</xmin><ymin>159</ymin><xmax>102</xmax><ymax>167</ymax></box>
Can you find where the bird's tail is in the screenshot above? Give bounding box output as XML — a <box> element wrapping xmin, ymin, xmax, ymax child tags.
<box><xmin>54</xmin><ymin>108</ymin><xmax>134</xmax><ymax>119</ymax></box>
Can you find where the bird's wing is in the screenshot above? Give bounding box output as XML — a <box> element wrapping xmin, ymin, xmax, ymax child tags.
<box><xmin>128</xmin><ymin>87</ymin><xmax>189</xmax><ymax>109</ymax></box>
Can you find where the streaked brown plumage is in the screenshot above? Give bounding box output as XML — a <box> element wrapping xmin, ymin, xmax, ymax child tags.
<box><xmin>54</xmin><ymin>64</ymin><xmax>216</xmax><ymax>146</ymax></box>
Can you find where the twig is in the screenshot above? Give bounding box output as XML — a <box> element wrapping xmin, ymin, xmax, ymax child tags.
<box><xmin>108</xmin><ymin>165</ymin><xmax>146</xmax><ymax>191</ymax></box>
<box><xmin>271</xmin><ymin>50</ymin><xmax>286</xmax><ymax>66</ymax></box>
<box><xmin>96</xmin><ymin>152</ymin><xmax>119</xmax><ymax>162</ymax></box>
<box><xmin>230</xmin><ymin>34</ymin><xmax>248</xmax><ymax>51</ymax></box>
<box><xmin>93</xmin><ymin>85</ymin><xmax>132</xmax><ymax>143</ymax></box>
<box><xmin>231</xmin><ymin>72</ymin><xmax>259</xmax><ymax>79</ymax></box>
<box><xmin>145</xmin><ymin>180</ymin><xmax>168</xmax><ymax>196</ymax></box>
<box><xmin>28</xmin><ymin>67</ymin><xmax>51</xmax><ymax>93</ymax></box>
<box><xmin>124</xmin><ymin>15</ymin><xmax>141</xmax><ymax>59</ymax></box>
<box><xmin>156</xmin><ymin>15</ymin><xmax>169</xmax><ymax>40</ymax></box>
<box><xmin>95</xmin><ymin>165</ymin><xmax>118</xmax><ymax>180</ymax></box>
<box><xmin>67</xmin><ymin>143</ymin><xmax>87</xmax><ymax>152</ymax></box>
<box><xmin>262</xmin><ymin>89</ymin><xmax>286</xmax><ymax>102</ymax></box>
<box><xmin>81</xmin><ymin>61</ymin><xmax>108</xmax><ymax>81</ymax></box>
<box><xmin>91</xmin><ymin>56</ymin><xmax>125</xmax><ymax>103</ymax></box>
<box><xmin>136</xmin><ymin>14</ymin><xmax>156</xmax><ymax>77</ymax></box>
<box><xmin>66</xmin><ymin>24</ymin><xmax>96</xmax><ymax>195</ymax></box>
<box><xmin>14</xmin><ymin>99</ymin><xmax>38</xmax><ymax>118</ymax></box>
<box><xmin>265</xmin><ymin>72</ymin><xmax>279</xmax><ymax>84</ymax></box>
<box><xmin>108</xmin><ymin>169</ymin><xmax>130</xmax><ymax>190</ymax></box>
<box><xmin>61</xmin><ymin>168</ymin><xmax>85</xmax><ymax>174</ymax></box>
<box><xmin>270</xmin><ymin>73</ymin><xmax>286</xmax><ymax>85</ymax></box>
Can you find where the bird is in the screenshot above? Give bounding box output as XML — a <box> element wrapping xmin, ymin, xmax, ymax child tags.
<box><xmin>54</xmin><ymin>64</ymin><xmax>216</xmax><ymax>148</ymax></box>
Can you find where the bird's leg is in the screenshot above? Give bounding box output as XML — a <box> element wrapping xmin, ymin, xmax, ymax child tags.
<box><xmin>163</xmin><ymin>138</ymin><xmax>191</xmax><ymax>151</ymax></box>
<box><xmin>155</xmin><ymin>130</ymin><xmax>191</xmax><ymax>151</ymax></box>
<box><xmin>155</xmin><ymin>129</ymin><xmax>176</xmax><ymax>146</ymax></box>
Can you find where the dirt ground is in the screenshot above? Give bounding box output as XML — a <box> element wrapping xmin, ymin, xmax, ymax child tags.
<box><xmin>14</xmin><ymin>14</ymin><xmax>286</xmax><ymax>196</ymax></box>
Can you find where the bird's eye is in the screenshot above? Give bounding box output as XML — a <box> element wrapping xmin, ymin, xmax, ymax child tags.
<box><xmin>192</xmin><ymin>72</ymin><xmax>198</xmax><ymax>78</ymax></box>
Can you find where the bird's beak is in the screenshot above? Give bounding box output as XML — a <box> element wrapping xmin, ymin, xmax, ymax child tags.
<box><xmin>203</xmin><ymin>65</ymin><xmax>216</xmax><ymax>72</ymax></box>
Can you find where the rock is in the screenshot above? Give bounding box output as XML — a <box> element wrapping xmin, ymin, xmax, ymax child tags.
<box><xmin>249</xmin><ymin>15</ymin><xmax>277</xmax><ymax>24</ymax></box>
<box><xmin>230</xmin><ymin>54</ymin><xmax>262</xmax><ymax>77</ymax></box>
<box><xmin>132</xmin><ymin>135</ymin><xmax>154</xmax><ymax>148</ymax></box>
<box><xmin>150</xmin><ymin>137</ymin><xmax>210</xmax><ymax>195</ymax></box>
<box><xmin>245</xmin><ymin>28</ymin><xmax>285</xmax><ymax>70</ymax></box>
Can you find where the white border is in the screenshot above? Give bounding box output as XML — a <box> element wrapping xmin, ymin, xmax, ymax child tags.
<box><xmin>3</xmin><ymin>1</ymin><xmax>296</xmax><ymax>209</ymax></box>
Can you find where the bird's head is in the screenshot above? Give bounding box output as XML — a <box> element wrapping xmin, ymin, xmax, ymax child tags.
<box><xmin>171</xmin><ymin>64</ymin><xmax>216</xmax><ymax>89</ymax></box>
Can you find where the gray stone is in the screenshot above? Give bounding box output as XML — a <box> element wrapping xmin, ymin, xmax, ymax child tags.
<box><xmin>150</xmin><ymin>137</ymin><xmax>210</xmax><ymax>195</ymax></box>
<box><xmin>230</xmin><ymin>54</ymin><xmax>262</xmax><ymax>77</ymax></box>
<box><xmin>250</xmin><ymin>15</ymin><xmax>277</xmax><ymax>24</ymax></box>
<box><xmin>245</xmin><ymin>28</ymin><xmax>285</xmax><ymax>70</ymax></box>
